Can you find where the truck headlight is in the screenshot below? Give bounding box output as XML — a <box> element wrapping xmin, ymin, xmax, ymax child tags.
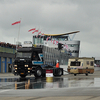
<box><xmin>28</xmin><ymin>71</ymin><xmax>30</xmax><ymax>73</ymax></box>
<box><xmin>15</xmin><ymin>68</ymin><xmax>17</xmax><ymax>70</ymax></box>
<box><xmin>14</xmin><ymin>65</ymin><xmax>17</xmax><ymax>67</ymax></box>
<box><xmin>28</xmin><ymin>68</ymin><xmax>30</xmax><ymax>70</ymax></box>
<box><xmin>25</xmin><ymin>65</ymin><xmax>28</xmax><ymax>67</ymax></box>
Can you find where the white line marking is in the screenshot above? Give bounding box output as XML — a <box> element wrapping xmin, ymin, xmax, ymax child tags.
<box><xmin>0</xmin><ymin>89</ymin><xmax>13</xmax><ymax>93</ymax></box>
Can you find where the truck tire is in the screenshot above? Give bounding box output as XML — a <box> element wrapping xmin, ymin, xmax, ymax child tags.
<box><xmin>42</xmin><ymin>69</ymin><xmax>46</xmax><ymax>77</ymax></box>
<box><xmin>57</xmin><ymin>68</ymin><xmax>63</xmax><ymax>76</ymax></box>
<box><xmin>54</xmin><ymin>68</ymin><xmax>63</xmax><ymax>77</ymax></box>
<box><xmin>85</xmin><ymin>73</ymin><xmax>88</xmax><ymax>76</ymax></box>
<box><xmin>74</xmin><ymin>74</ymin><xmax>76</xmax><ymax>76</ymax></box>
<box><xmin>34</xmin><ymin>67</ymin><xmax>42</xmax><ymax>78</ymax></box>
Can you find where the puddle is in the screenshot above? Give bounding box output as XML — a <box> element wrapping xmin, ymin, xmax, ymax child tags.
<box><xmin>0</xmin><ymin>77</ymin><xmax>100</xmax><ymax>89</ymax></box>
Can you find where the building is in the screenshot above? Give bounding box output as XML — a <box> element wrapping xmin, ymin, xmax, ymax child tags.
<box><xmin>0</xmin><ymin>42</ymin><xmax>16</xmax><ymax>73</ymax></box>
<box><xmin>95</xmin><ymin>57</ymin><xmax>100</xmax><ymax>67</ymax></box>
<box><xmin>33</xmin><ymin>31</ymin><xmax>80</xmax><ymax>57</ymax></box>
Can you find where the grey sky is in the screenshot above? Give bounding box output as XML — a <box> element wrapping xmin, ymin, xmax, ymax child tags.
<box><xmin>0</xmin><ymin>0</ymin><xmax>100</xmax><ymax>57</ymax></box>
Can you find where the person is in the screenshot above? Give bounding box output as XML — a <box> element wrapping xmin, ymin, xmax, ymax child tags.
<box><xmin>56</xmin><ymin>60</ymin><xmax>59</xmax><ymax>68</ymax></box>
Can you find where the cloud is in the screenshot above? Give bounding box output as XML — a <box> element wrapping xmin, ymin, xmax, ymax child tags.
<box><xmin>0</xmin><ymin>0</ymin><xmax>100</xmax><ymax>57</ymax></box>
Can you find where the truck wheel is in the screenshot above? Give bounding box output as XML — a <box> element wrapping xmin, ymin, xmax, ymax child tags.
<box><xmin>42</xmin><ymin>69</ymin><xmax>46</xmax><ymax>77</ymax></box>
<box><xmin>54</xmin><ymin>68</ymin><xmax>63</xmax><ymax>77</ymax></box>
<box><xmin>34</xmin><ymin>67</ymin><xmax>42</xmax><ymax>78</ymax></box>
<box><xmin>74</xmin><ymin>74</ymin><xmax>76</xmax><ymax>76</ymax></box>
<box><xmin>57</xmin><ymin>69</ymin><xmax>63</xmax><ymax>76</ymax></box>
<box><xmin>85</xmin><ymin>73</ymin><xmax>88</xmax><ymax>76</ymax></box>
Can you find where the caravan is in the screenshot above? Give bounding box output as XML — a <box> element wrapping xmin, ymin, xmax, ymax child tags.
<box><xmin>67</xmin><ymin>57</ymin><xmax>94</xmax><ymax>76</ymax></box>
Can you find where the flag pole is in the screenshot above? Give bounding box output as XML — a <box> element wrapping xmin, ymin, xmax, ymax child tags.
<box><xmin>17</xmin><ymin>18</ymin><xmax>21</xmax><ymax>50</ymax></box>
<box><xmin>32</xmin><ymin>27</ymin><xmax>35</xmax><ymax>45</ymax></box>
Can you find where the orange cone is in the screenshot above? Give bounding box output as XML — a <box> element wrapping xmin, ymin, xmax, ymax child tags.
<box><xmin>56</xmin><ymin>62</ymin><xmax>59</xmax><ymax>68</ymax></box>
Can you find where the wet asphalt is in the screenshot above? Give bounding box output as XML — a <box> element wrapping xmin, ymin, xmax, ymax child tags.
<box><xmin>0</xmin><ymin>67</ymin><xmax>100</xmax><ymax>100</ymax></box>
<box><xmin>0</xmin><ymin>67</ymin><xmax>99</xmax><ymax>89</ymax></box>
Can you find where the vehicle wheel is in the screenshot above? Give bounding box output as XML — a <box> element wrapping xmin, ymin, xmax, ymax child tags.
<box><xmin>57</xmin><ymin>69</ymin><xmax>63</xmax><ymax>76</ymax></box>
<box><xmin>74</xmin><ymin>74</ymin><xmax>76</xmax><ymax>76</ymax></box>
<box><xmin>54</xmin><ymin>68</ymin><xmax>63</xmax><ymax>77</ymax></box>
<box><xmin>42</xmin><ymin>69</ymin><xmax>46</xmax><ymax>77</ymax></box>
<box><xmin>42</xmin><ymin>73</ymin><xmax>45</xmax><ymax>77</ymax></box>
<box><xmin>85</xmin><ymin>73</ymin><xmax>88</xmax><ymax>76</ymax></box>
<box><xmin>34</xmin><ymin>67</ymin><xmax>42</xmax><ymax>78</ymax></box>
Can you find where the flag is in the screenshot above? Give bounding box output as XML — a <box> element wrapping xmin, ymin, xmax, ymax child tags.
<box><xmin>46</xmin><ymin>37</ymin><xmax>49</xmax><ymax>41</ymax></box>
<box><xmin>55</xmin><ymin>40</ymin><xmax>57</xmax><ymax>45</ymax></box>
<box><xmin>39</xmin><ymin>33</ymin><xmax>44</xmax><ymax>38</ymax></box>
<box><xmin>12</xmin><ymin>21</ymin><xmax>21</xmax><ymax>25</ymax></box>
<box><xmin>53</xmin><ymin>40</ymin><xmax>55</xmax><ymax>44</ymax></box>
<box><xmin>32</xmin><ymin>30</ymin><xmax>38</xmax><ymax>34</ymax></box>
<box><xmin>39</xmin><ymin>35</ymin><xmax>41</xmax><ymax>38</ymax></box>
<box><xmin>46</xmin><ymin>36</ymin><xmax>51</xmax><ymax>41</ymax></box>
<box><xmin>63</xmin><ymin>44</ymin><xmax>68</xmax><ymax>50</ymax></box>
<box><xmin>51</xmin><ymin>38</ymin><xmax>52</xmax><ymax>42</ymax></box>
<box><xmin>65</xmin><ymin>45</ymin><xmax>68</xmax><ymax>49</ymax></box>
<box><xmin>36</xmin><ymin>32</ymin><xmax>41</xmax><ymax>37</ymax></box>
<box><xmin>42</xmin><ymin>33</ymin><xmax>44</xmax><ymax>36</ymax></box>
<box><xmin>28</xmin><ymin>28</ymin><xmax>36</xmax><ymax>32</ymax></box>
<box><xmin>55</xmin><ymin>41</ymin><xmax>57</xmax><ymax>45</ymax></box>
<box><xmin>56</xmin><ymin>41</ymin><xmax>58</xmax><ymax>45</ymax></box>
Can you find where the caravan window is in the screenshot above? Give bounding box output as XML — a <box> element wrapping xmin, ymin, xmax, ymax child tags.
<box><xmin>90</xmin><ymin>61</ymin><xmax>94</xmax><ymax>66</ymax></box>
<box><xmin>70</xmin><ymin>61</ymin><xmax>81</xmax><ymax>66</ymax></box>
<box><xmin>87</xmin><ymin>61</ymin><xmax>89</xmax><ymax>65</ymax></box>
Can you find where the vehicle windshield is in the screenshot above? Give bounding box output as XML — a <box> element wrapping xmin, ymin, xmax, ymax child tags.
<box><xmin>16</xmin><ymin>52</ymin><xmax>31</xmax><ymax>58</ymax></box>
<box><xmin>70</xmin><ymin>61</ymin><xmax>81</xmax><ymax>66</ymax></box>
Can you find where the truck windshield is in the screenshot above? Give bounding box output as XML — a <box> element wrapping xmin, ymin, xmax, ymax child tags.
<box><xmin>16</xmin><ymin>52</ymin><xmax>31</xmax><ymax>58</ymax></box>
<box><xmin>70</xmin><ymin>61</ymin><xmax>81</xmax><ymax>66</ymax></box>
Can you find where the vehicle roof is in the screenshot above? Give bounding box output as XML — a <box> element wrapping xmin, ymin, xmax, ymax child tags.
<box><xmin>69</xmin><ymin>57</ymin><xmax>95</xmax><ymax>60</ymax></box>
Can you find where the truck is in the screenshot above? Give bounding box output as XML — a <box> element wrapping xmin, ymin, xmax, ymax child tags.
<box><xmin>13</xmin><ymin>42</ymin><xmax>64</xmax><ymax>78</ymax></box>
<box><xmin>67</xmin><ymin>57</ymin><xmax>94</xmax><ymax>76</ymax></box>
